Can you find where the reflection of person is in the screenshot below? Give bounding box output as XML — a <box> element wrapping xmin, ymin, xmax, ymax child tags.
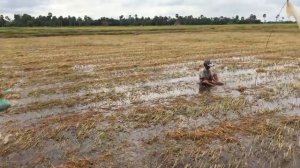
<box><xmin>199</xmin><ymin>60</ymin><xmax>224</xmax><ymax>88</ymax></box>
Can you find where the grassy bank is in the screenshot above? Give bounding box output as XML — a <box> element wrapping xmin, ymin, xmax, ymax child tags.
<box><xmin>0</xmin><ymin>24</ymin><xmax>299</xmax><ymax>38</ymax></box>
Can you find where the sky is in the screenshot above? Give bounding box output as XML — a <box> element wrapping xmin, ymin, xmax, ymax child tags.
<box><xmin>0</xmin><ymin>0</ymin><xmax>299</xmax><ymax>21</ymax></box>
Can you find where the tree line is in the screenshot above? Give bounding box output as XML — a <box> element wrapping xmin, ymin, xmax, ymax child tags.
<box><xmin>0</xmin><ymin>13</ymin><xmax>264</xmax><ymax>27</ymax></box>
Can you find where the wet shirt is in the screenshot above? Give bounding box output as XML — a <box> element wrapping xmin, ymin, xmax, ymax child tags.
<box><xmin>199</xmin><ymin>69</ymin><xmax>213</xmax><ymax>80</ymax></box>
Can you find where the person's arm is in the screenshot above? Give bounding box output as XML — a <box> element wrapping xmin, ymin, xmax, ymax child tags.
<box><xmin>202</xmin><ymin>79</ymin><xmax>215</xmax><ymax>86</ymax></box>
<box><xmin>211</xmin><ymin>73</ymin><xmax>224</xmax><ymax>85</ymax></box>
<box><xmin>200</xmin><ymin>70</ymin><xmax>214</xmax><ymax>85</ymax></box>
<box><xmin>199</xmin><ymin>70</ymin><xmax>209</xmax><ymax>81</ymax></box>
<box><xmin>199</xmin><ymin>77</ymin><xmax>205</xmax><ymax>82</ymax></box>
<box><xmin>200</xmin><ymin>76</ymin><xmax>212</xmax><ymax>84</ymax></box>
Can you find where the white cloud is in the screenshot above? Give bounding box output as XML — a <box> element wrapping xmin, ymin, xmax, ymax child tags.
<box><xmin>0</xmin><ymin>0</ymin><xmax>299</xmax><ymax>21</ymax></box>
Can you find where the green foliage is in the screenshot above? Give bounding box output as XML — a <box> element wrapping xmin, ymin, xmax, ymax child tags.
<box><xmin>0</xmin><ymin>13</ymin><xmax>264</xmax><ymax>27</ymax></box>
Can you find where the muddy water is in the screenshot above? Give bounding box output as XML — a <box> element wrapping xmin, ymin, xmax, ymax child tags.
<box><xmin>1</xmin><ymin>57</ymin><xmax>299</xmax><ymax>124</ymax></box>
<box><xmin>14</xmin><ymin>64</ymin><xmax>299</xmax><ymax>107</ymax></box>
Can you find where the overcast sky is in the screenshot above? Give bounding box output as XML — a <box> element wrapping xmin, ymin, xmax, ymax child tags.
<box><xmin>0</xmin><ymin>0</ymin><xmax>299</xmax><ymax>21</ymax></box>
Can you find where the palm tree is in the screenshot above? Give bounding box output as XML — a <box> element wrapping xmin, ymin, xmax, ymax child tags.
<box><xmin>0</xmin><ymin>15</ymin><xmax>4</xmax><ymax>27</ymax></box>
<box><xmin>263</xmin><ymin>14</ymin><xmax>267</xmax><ymax>23</ymax></box>
<box><xmin>276</xmin><ymin>15</ymin><xmax>280</xmax><ymax>21</ymax></box>
<box><xmin>5</xmin><ymin>16</ymin><xmax>10</xmax><ymax>21</ymax></box>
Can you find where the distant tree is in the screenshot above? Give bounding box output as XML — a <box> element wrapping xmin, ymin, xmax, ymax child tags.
<box><xmin>134</xmin><ymin>14</ymin><xmax>139</xmax><ymax>25</ymax></box>
<box><xmin>119</xmin><ymin>15</ymin><xmax>124</xmax><ymax>25</ymax></box>
<box><xmin>5</xmin><ymin>16</ymin><xmax>11</xmax><ymax>21</ymax></box>
<box><xmin>84</xmin><ymin>15</ymin><xmax>92</xmax><ymax>26</ymax></box>
<box><xmin>263</xmin><ymin>14</ymin><xmax>267</xmax><ymax>23</ymax></box>
<box><xmin>22</xmin><ymin>14</ymin><xmax>34</xmax><ymax>26</ymax></box>
<box><xmin>276</xmin><ymin>15</ymin><xmax>280</xmax><ymax>21</ymax></box>
<box><xmin>58</xmin><ymin>16</ymin><xmax>63</xmax><ymax>26</ymax></box>
<box><xmin>13</xmin><ymin>14</ymin><xmax>21</xmax><ymax>26</ymax></box>
<box><xmin>232</xmin><ymin>15</ymin><xmax>239</xmax><ymax>24</ymax></box>
<box><xmin>0</xmin><ymin>15</ymin><xmax>5</xmax><ymax>27</ymax></box>
<box><xmin>47</xmin><ymin>12</ymin><xmax>52</xmax><ymax>20</ymax></box>
<box><xmin>77</xmin><ymin>17</ymin><xmax>83</xmax><ymax>26</ymax></box>
<box><xmin>71</xmin><ymin>16</ymin><xmax>77</xmax><ymax>26</ymax></box>
<box><xmin>249</xmin><ymin>14</ymin><xmax>257</xmax><ymax>21</ymax></box>
<box><xmin>2</xmin><ymin>12</ymin><xmax>263</xmax><ymax>27</ymax></box>
<box><xmin>52</xmin><ymin>16</ymin><xmax>58</xmax><ymax>26</ymax></box>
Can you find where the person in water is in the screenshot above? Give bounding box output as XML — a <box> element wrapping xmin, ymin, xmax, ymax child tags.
<box><xmin>199</xmin><ymin>60</ymin><xmax>224</xmax><ymax>89</ymax></box>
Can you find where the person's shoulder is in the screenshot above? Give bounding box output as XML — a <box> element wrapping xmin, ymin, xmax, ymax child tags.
<box><xmin>203</xmin><ymin>69</ymin><xmax>210</xmax><ymax>74</ymax></box>
<box><xmin>201</xmin><ymin>68</ymin><xmax>207</xmax><ymax>72</ymax></box>
<box><xmin>199</xmin><ymin>69</ymin><xmax>206</xmax><ymax>77</ymax></box>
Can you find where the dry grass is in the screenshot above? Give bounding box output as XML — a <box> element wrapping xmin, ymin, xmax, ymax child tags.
<box><xmin>156</xmin><ymin>115</ymin><xmax>300</xmax><ymax>168</ymax></box>
<box><xmin>282</xmin><ymin>116</ymin><xmax>300</xmax><ymax>128</ymax></box>
<box><xmin>0</xmin><ymin>112</ymin><xmax>104</xmax><ymax>156</ymax></box>
<box><xmin>55</xmin><ymin>159</ymin><xmax>94</xmax><ymax>168</ymax></box>
<box><xmin>167</xmin><ymin>113</ymin><xmax>276</xmax><ymax>142</ymax></box>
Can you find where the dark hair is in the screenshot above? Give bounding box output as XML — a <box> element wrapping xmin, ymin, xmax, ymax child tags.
<box><xmin>204</xmin><ymin>60</ymin><xmax>212</xmax><ymax>66</ymax></box>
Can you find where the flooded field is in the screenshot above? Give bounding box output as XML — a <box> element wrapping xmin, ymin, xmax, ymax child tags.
<box><xmin>0</xmin><ymin>26</ymin><xmax>299</xmax><ymax>167</ymax></box>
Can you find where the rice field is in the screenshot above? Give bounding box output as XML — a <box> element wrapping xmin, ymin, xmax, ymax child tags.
<box><xmin>0</xmin><ymin>25</ymin><xmax>299</xmax><ymax>167</ymax></box>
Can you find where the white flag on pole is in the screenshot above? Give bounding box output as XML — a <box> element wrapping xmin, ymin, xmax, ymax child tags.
<box><xmin>286</xmin><ymin>0</ymin><xmax>300</xmax><ymax>28</ymax></box>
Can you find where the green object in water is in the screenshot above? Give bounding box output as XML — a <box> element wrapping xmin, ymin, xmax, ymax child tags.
<box><xmin>0</xmin><ymin>98</ymin><xmax>11</xmax><ymax>112</ymax></box>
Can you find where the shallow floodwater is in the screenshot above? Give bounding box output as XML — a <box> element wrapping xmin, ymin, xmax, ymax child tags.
<box><xmin>0</xmin><ymin>58</ymin><xmax>299</xmax><ymax>124</ymax></box>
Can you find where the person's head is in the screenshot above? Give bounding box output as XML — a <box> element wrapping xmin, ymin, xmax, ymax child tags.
<box><xmin>203</xmin><ymin>60</ymin><xmax>214</xmax><ymax>70</ymax></box>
